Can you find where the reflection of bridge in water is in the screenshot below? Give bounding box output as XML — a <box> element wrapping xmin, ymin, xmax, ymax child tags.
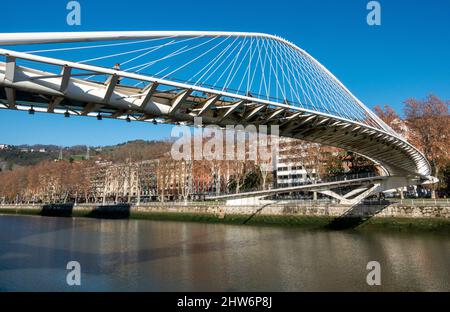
<box><xmin>0</xmin><ymin>31</ymin><xmax>435</xmax><ymax>205</ymax></box>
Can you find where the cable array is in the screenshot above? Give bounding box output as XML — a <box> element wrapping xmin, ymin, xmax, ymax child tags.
<box><xmin>13</xmin><ymin>34</ymin><xmax>387</xmax><ymax>130</ymax></box>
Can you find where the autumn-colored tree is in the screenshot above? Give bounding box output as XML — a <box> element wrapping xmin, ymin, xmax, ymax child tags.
<box><xmin>374</xmin><ymin>104</ymin><xmax>399</xmax><ymax>124</ymax></box>
<box><xmin>373</xmin><ymin>104</ymin><xmax>406</xmax><ymax>135</ymax></box>
<box><xmin>404</xmin><ymin>94</ymin><xmax>450</xmax><ymax>197</ymax></box>
<box><xmin>343</xmin><ymin>152</ymin><xmax>376</xmax><ymax>174</ymax></box>
<box><xmin>440</xmin><ymin>160</ymin><xmax>450</xmax><ymax>197</ymax></box>
<box><xmin>325</xmin><ymin>151</ymin><xmax>346</xmax><ymax>177</ymax></box>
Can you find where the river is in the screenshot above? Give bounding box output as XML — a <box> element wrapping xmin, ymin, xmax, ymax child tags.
<box><xmin>0</xmin><ymin>215</ymin><xmax>448</xmax><ymax>291</ymax></box>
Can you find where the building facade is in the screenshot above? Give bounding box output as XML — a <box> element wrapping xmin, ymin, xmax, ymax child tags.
<box><xmin>276</xmin><ymin>137</ymin><xmax>319</xmax><ymax>188</ymax></box>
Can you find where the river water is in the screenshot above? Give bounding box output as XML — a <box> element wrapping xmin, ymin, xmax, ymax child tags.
<box><xmin>0</xmin><ymin>215</ymin><xmax>448</xmax><ymax>291</ymax></box>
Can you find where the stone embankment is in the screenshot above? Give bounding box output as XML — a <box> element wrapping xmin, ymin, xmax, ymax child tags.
<box><xmin>0</xmin><ymin>201</ymin><xmax>448</xmax><ymax>219</ymax></box>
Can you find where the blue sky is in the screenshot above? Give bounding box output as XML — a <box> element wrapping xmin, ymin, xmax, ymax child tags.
<box><xmin>1</xmin><ymin>0</ymin><xmax>449</xmax><ymax>146</ymax></box>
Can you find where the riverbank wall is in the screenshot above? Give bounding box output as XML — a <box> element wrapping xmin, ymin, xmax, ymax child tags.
<box><xmin>0</xmin><ymin>201</ymin><xmax>449</xmax><ymax>218</ymax></box>
<box><xmin>0</xmin><ymin>201</ymin><xmax>449</xmax><ymax>231</ymax></box>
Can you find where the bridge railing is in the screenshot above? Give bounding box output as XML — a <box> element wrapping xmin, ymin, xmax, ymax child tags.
<box><xmin>362</xmin><ymin>198</ymin><xmax>450</xmax><ymax>206</ymax></box>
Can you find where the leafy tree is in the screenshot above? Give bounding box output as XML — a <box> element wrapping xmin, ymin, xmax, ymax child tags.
<box><xmin>242</xmin><ymin>170</ymin><xmax>262</xmax><ymax>191</ymax></box>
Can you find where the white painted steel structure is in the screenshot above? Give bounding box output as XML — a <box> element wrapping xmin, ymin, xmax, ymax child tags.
<box><xmin>0</xmin><ymin>31</ymin><xmax>434</xmax><ymax>204</ymax></box>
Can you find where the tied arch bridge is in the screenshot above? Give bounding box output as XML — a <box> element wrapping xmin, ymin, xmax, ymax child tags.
<box><xmin>0</xmin><ymin>31</ymin><xmax>435</xmax><ymax>205</ymax></box>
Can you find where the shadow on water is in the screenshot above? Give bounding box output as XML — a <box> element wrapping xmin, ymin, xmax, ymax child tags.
<box><xmin>40</xmin><ymin>203</ymin><xmax>131</xmax><ymax>219</ymax></box>
<box><xmin>40</xmin><ymin>204</ymin><xmax>74</xmax><ymax>217</ymax></box>
<box><xmin>327</xmin><ymin>200</ymin><xmax>392</xmax><ymax>230</ymax></box>
<box><xmin>86</xmin><ymin>203</ymin><xmax>131</xmax><ymax>219</ymax></box>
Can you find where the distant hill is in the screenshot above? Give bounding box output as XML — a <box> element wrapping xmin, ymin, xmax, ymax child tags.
<box><xmin>0</xmin><ymin>140</ymin><xmax>172</xmax><ymax>171</ymax></box>
<box><xmin>98</xmin><ymin>140</ymin><xmax>172</xmax><ymax>162</ymax></box>
<box><xmin>0</xmin><ymin>147</ymin><xmax>57</xmax><ymax>170</ymax></box>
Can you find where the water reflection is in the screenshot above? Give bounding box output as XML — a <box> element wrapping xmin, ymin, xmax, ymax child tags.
<box><xmin>0</xmin><ymin>215</ymin><xmax>448</xmax><ymax>291</ymax></box>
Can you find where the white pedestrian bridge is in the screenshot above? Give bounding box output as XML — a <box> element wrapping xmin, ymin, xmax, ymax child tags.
<box><xmin>0</xmin><ymin>31</ymin><xmax>435</xmax><ymax>205</ymax></box>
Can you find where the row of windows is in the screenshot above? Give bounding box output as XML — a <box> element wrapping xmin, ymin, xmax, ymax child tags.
<box><xmin>277</xmin><ymin>183</ymin><xmax>314</xmax><ymax>188</ymax></box>
<box><xmin>277</xmin><ymin>173</ymin><xmax>316</xmax><ymax>180</ymax></box>
<box><xmin>278</xmin><ymin>166</ymin><xmax>306</xmax><ymax>171</ymax></box>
